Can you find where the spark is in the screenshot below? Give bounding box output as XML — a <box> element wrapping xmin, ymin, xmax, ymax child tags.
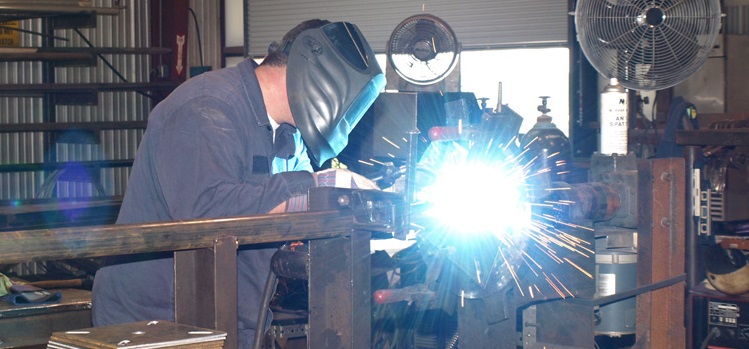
<box><xmin>369</xmin><ymin>158</ymin><xmax>388</xmax><ymax>166</ymax></box>
<box><xmin>523</xmin><ymin>136</ymin><xmax>539</xmax><ymax>148</ymax></box>
<box><xmin>543</xmin><ymin>271</ymin><xmax>566</xmax><ymax>298</ymax></box>
<box><xmin>564</xmin><ymin>257</ymin><xmax>593</xmax><ymax>279</ymax></box>
<box><xmin>382</xmin><ymin>136</ymin><xmax>400</xmax><ymax>149</ymax></box>
<box><xmin>410</xmin><ymin>127</ymin><xmax>599</xmax><ymax>307</ymax></box>
<box><xmin>545</xmin><ymin>187</ymin><xmax>572</xmax><ymax>191</ymax></box>
<box><xmin>503</xmin><ymin>136</ymin><xmax>518</xmax><ymax>151</ymax></box>
<box><xmin>552</xmin><ymin>273</ymin><xmax>575</xmax><ymax>298</ymax></box>
<box><xmin>474</xmin><ymin>256</ymin><xmax>482</xmax><ymax>284</ymax></box>
<box><xmin>500</xmin><ymin>246</ymin><xmax>525</xmax><ymax>297</ymax></box>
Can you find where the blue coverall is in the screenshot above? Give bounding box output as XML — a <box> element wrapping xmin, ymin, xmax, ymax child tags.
<box><xmin>92</xmin><ymin>58</ymin><xmax>315</xmax><ymax>348</ymax></box>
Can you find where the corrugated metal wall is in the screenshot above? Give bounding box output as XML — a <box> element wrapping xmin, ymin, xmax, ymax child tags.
<box><xmin>726</xmin><ymin>5</ymin><xmax>749</xmax><ymax>34</ymax></box>
<box><xmin>187</xmin><ymin>0</ymin><xmax>222</xmax><ymax>75</ymax></box>
<box><xmin>0</xmin><ymin>0</ymin><xmax>151</xmax><ymax>200</ymax></box>
<box><xmin>244</xmin><ymin>0</ymin><xmax>570</xmax><ymax>57</ymax></box>
<box><xmin>0</xmin><ymin>18</ymin><xmax>44</xmax><ymax>200</ymax></box>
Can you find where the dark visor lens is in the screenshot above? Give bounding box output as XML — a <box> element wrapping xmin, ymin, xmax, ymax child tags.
<box><xmin>322</xmin><ymin>22</ymin><xmax>369</xmax><ymax>70</ymax></box>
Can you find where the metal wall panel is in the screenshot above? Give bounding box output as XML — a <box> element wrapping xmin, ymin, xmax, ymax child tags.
<box><xmin>0</xmin><ymin>19</ymin><xmax>43</xmax><ymax>200</ymax></box>
<box><xmin>0</xmin><ymin>0</ymin><xmax>150</xmax><ymax>200</ymax></box>
<box><xmin>188</xmin><ymin>0</ymin><xmax>222</xmax><ymax>75</ymax></box>
<box><xmin>244</xmin><ymin>0</ymin><xmax>569</xmax><ymax>57</ymax></box>
<box><xmin>725</xmin><ymin>5</ymin><xmax>749</xmax><ymax>34</ymax></box>
<box><xmin>54</xmin><ymin>0</ymin><xmax>151</xmax><ymax>198</ymax></box>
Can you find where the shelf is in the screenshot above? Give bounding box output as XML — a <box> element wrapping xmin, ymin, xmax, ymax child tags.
<box><xmin>0</xmin><ymin>47</ymin><xmax>171</xmax><ymax>65</ymax></box>
<box><xmin>0</xmin><ymin>1</ymin><xmax>121</xmax><ymax>21</ymax></box>
<box><xmin>0</xmin><ymin>159</ymin><xmax>134</xmax><ymax>173</ymax></box>
<box><xmin>0</xmin><ymin>82</ymin><xmax>179</xmax><ymax>97</ymax></box>
<box><xmin>0</xmin><ymin>1</ymin><xmax>177</xmax><ymax>204</ymax></box>
<box><xmin>0</xmin><ymin>120</ymin><xmax>147</xmax><ymax>133</ymax></box>
<box><xmin>0</xmin><ymin>48</ymin><xmax>94</xmax><ymax>64</ymax></box>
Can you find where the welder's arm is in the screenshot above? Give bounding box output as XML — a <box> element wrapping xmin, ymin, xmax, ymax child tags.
<box><xmin>153</xmin><ymin>102</ymin><xmax>314</xmax><ymax>219</ymax></box>
<box><xmin>274</xmin><ymin>168</ymin><xmax>380</xmax><ymax>213</ymax></box>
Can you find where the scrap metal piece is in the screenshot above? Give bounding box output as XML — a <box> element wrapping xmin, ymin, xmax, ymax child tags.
<box><xmin>704</xmin><ymin>243</ymin><xmax>749</xmax><ymax>295</ymax></box>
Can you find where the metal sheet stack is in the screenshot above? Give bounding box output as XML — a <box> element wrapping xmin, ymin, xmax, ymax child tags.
<box><xmin>47</xmin><ymin>321</ymin><xmax>226</xmax><ymax>349</ymax></box>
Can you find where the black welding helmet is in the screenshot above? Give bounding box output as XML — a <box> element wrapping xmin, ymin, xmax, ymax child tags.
<box><xmin>285</xmin><ymin>22</ymin><xmax>386</xmax><ymax>166</ymax></box>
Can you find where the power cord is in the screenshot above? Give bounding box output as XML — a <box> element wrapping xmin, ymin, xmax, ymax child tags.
<box><xmin>188</xmin><ymin>8</ymin><xmax>205</xmax><ymax>68</ymax></box>
<box><xmin>699</xmin><ymin>326</ymin><xmax>720</xmax><ymax>349</ymax></box>
<box><xmin>72</xmin><ymin>28</ymin><xmax>155</xmax><ymax>100</ymax></box>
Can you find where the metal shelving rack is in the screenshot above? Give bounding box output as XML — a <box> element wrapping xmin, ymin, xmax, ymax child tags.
<box><xmin>0</xmin><ymin>1</ymin><xmax>174</xmax><ymax>205</ymax></box>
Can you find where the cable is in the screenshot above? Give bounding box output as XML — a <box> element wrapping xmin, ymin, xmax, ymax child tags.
<box><xmin>253</xmin><ymin>243</ymin><xmax>292</xmax><ymax>349</ymax></box>
<box><xmin>188</xmin><ymin>8</ymin><xmax>205</xmax><ymax>67</ymax></box>
<box><xmin>699</xmin><ymin>327</ymin><xmax>720</xmax><ymax>349</ymax></box>
<box><xmin>72</xmin><ymin>29</ymin><xmax>155</xmax><ymax>100</ymax></box>
<box><xmin>253</xmin><ymin>267</ymin><xmax>277</xmax><ymax>349</ymax></box>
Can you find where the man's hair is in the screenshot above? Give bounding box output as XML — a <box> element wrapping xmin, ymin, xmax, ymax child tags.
<box><xmin>261</xmin><ymin>19</ymin><xmax>331</xmax><ymax>67</ymax></box>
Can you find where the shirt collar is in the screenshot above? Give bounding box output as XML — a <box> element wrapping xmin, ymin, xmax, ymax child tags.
<box><xmin>268</xmin><ymin>113</ymin><xmax>280</xmax><ymax>140</ymax></box>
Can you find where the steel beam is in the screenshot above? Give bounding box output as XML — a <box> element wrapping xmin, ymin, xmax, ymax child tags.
<box><xmin>634</xmin><ymin>158</ymin><xmax>686</xmax><ymax>349</ymax></box>
<box><xmin>175</xmin><ymin>236</ymin><xmax>239</xmax><ymax>349</ymax></box>
<box><xmin>0</xmin><ymin>210</ymin><xmax>357</xmax><ymax>265</ymax></box>
<box><xmin>308</xmin><ymin>232</ymin><xmax>371</xmax><ymax>349</ymax></box>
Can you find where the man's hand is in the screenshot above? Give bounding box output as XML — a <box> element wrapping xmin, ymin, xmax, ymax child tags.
<box><xmin>270</xmin><ymin>169</ymin><xmax>379</xmax><ymax>213</ymax></box>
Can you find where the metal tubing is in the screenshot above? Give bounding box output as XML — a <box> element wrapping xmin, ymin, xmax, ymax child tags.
<box><xmin>175</xmin><ymin>236</ymin><xmax>239</xmax><ymax>348</ymax></box>
<box><xmin>308</xmin><ymin>232</ymin><xmax>371</xmax><ymax>349</ymax></box>
<box><xmin>0</xmin><ymin>210</ymin><xmax>356</xmax><ymax>265</ymax></box>
<box><xmin>399</xmin><ymin>129</ymin><xmax>419</xmax><ymax>240</ymax></box>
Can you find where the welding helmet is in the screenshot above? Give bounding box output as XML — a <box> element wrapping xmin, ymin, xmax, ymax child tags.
<box><xmin>285</xmin><ymin>21</ymin><xmax>386</xmax><ymax>166</ymax></box>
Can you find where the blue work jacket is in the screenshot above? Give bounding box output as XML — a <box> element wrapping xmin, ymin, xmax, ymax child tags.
<box><xmin>92</xmin><ymin>59</ymin><xmax>314</xmax><ymax>348</ymax></box>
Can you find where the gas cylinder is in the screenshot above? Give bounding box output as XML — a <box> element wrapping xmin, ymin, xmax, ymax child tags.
<box><xmin>519</xmin><ymin>96</ymin><xmax>571</xmax><ymax>182</ymax></box>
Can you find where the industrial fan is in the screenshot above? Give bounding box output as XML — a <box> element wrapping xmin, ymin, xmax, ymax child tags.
<box><xmin>575</xmin><ymin>0</ymin><xmax>723</xmax><ymax>91</ymax></box>
<box><xmin>386</xmin><ymin>14</ymin><xmax>461</xmax><ymax>92</ymax></box>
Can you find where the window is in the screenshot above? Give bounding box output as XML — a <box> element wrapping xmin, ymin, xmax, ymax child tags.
<box><xmin>460</xmin><ymin>48</ymin><xmax>570</xmax><ymax>136</ymax></box>
<box><xmin>377</xmin><ymin>47</ymin><xmax>570</xmax><ymax>136</ymax></box>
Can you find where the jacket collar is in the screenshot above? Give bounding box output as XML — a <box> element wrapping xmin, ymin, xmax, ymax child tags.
<box><xmin>238</xmin><ymin>58</ymin><xmax>271</xmax><ymax>127</ymax></box>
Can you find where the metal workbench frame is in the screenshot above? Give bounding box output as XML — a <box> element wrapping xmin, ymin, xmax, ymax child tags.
<box><xmin>0</xmin><ymin>209</ymin><xmax>372</xmax><ymax>349</ymax></box>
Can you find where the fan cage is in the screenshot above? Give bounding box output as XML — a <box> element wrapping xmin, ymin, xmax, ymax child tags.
<box><xmin>575</xmin><ymin>0</ymin><xmax>722</xmax><ymax>91</ymax></box>
<box><xmin>387</xmin><ymin>14</ymin><xmax>460</xmax><ymax>86</ymax></box>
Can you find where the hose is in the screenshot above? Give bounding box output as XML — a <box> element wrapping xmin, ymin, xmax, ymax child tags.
<box><xmin>252</xmin><ymin>244</ymin><xmax>287</xmax><ymax>349</ymax></box>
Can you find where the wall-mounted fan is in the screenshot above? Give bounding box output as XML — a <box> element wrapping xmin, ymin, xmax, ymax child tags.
<box><xmin>575</xmin><ymin>0</ymin><xmax>723</xmax><ymax>91</ymax></box>
<box><xmin>386</xmin><ymin>14</ymin><xmax>461</xmax><ymax>92</ymax></box>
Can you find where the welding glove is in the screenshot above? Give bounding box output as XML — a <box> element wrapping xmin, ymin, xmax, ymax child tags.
<box><xmin>285</xmin><ymin>168</ymin><xmax>380</xmax><ymax>212</ymax></box>
<box><xmin>3</xmin><ymin>283</ymin><xmax>62</xmax><ymax>305</ymax></box>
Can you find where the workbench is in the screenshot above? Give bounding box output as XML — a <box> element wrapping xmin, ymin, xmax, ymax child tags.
<box><xmin>0</xmin><ymin>288</ymin><xmax>92</xmax><ymax>348</ymax></box>
<box><xmin>0</xmin><ymin>186</ymin><xmax>405</xmax><ymax>349</ymax></box>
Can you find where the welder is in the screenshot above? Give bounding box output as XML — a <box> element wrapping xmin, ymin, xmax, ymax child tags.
<box><xmin>91</xmin><ymin>19</ymin><xmax>385</xmax><ymax>348</ymax></box>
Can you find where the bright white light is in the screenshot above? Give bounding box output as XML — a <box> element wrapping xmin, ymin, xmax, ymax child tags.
<box><xmin>420</xmin><ymin>159</ymin><xmax>531</xmax><ymax>237</ymax></box>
